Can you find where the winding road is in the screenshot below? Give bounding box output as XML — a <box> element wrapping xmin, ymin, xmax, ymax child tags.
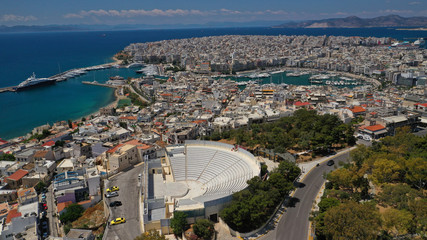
<box><xmin>274</xmin><ymin>152</ymin><xmax>350</xmax><ymax>240</ymax></box>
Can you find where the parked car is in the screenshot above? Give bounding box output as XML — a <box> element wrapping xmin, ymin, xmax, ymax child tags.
<box><xmin>41</xmin><ymin>221</ymin><xmax>48</xmax><ymax>231</ymax></box>
<box><xmin>105</xmin><ymin>192</ymin><xmax>119</xmax><ymax>198</ymax></box>
<box><xmin>327</xmin><ymin>160</ymin><xmax>335</xmax><ymax>166</ymax></box>
<box><xmin>106</xmin><ymin>186</ymin><xmax>119</xmax><ymax>193</ymax></box>
<box><xmin>110</xmin><ymin>217</ymin><xmax>126</xmax><ymax>225</ymax></box>
<box><xmin>109</xmin><ymin>201</ymin><xmax>122</xmax><ymax>207</ymax></box>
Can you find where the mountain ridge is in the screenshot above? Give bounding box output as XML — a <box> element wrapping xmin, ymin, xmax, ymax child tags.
<box><xmin>275</xmin><ymin>15</ymin><xmax>427</xmax><ymax>28</ymax></box>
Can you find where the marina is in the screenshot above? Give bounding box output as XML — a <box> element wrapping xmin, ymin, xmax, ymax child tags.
<box><xmin>0</xmin><ymin>63</ymin><xmax>116</xmax><ymax>93</ymax></box>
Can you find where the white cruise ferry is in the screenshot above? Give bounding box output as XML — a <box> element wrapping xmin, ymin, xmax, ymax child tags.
<box><xmin>16</xmin><ymin>73</ymin><xmax>55</xmax><ymax>90</ymax></box>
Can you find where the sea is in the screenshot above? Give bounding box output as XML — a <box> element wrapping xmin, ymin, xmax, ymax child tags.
<box><xmin>0</xmin><ymin>27</ymin><xmax>426</xmax><ymax>140</ymax></box>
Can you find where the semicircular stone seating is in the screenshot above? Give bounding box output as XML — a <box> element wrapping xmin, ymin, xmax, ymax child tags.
<box><xmin>169</xmin><ymin>145</ymin><xmax>257</xmax><ymax>197</ymax></box>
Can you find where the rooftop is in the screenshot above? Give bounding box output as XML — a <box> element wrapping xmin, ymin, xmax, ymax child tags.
<box><xmin>7</xmin><ymin>169</ymin><xmax>29</xmax><ymax>181</ymax></box>
<box><xmin>365</xmin><ymin>124</ymin><xmax>386</xmax><ymax>132</ymax></box>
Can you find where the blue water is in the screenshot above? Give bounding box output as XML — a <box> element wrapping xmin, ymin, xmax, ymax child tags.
<box><xmin>0</xmin><ymin>27</ymin><xmax>425</xmax><ymax>140</ymax></box>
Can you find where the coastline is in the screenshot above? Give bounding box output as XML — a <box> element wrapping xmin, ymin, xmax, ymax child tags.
<box><xmin>79</xmin><ymin>87</ymin><xmax>119</xmax><ymax>122</ymax></box>
<box><xmin>396</xmin><ymin>28</ymin><xmax>427</xmax><ymax>31</ymax></box>
<box><xmin>78</xmin><ymin>57</ymin><xmax>123</xmax><ymax>122</ymax></box>
<box><xmin>6</xmin><ymin>57</ymin><xmax>124</xmax><ymax>141</ymax></box>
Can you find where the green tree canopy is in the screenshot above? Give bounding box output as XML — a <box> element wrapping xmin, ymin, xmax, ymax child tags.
<box><xmin>382</xmin><ymin>208</ymin><xmax>413</xmax><ymax>237</ymax></box>
<box><xmin>0</xmin><ymin>153</ymin><xmax>15</xmax><ymax>161</ymax></box>
<box><xmin>318</xmin><ymin>197</ymin><xmax>340</xmax><ymax>213</ymax></box>
<box><xmin>170</xmin><ymin>211</ymin><xmax>188</xmax><ymax>236</ymax></box>
<box><xmin>193</xmin><ymin>219</ymin><xmax>215</xmax><ymax>240</ymax></box>
<box><xmin>59</xmin><ymin>204</ymin><xmax>84</xmax><ymax>224</ymax></box>
<box><xmin>134</xmin><ymin>230</ymin><xmax>166</xmax><ymax>240</ymax></box>
<box><xmin>376</xmin><ymin>183</ymin><xmax>422</xmax><ymax>210</ymax></box>
<box><xmin>323</xmin><ymin>201</ymin><xmax>382</xmax><ymax>240</ymax></box>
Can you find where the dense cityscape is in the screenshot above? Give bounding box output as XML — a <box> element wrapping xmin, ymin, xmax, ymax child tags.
<box><xmin>1</xmin><ymin>26</ymin><xmax>427</xmax><ymax>240</ymax></box>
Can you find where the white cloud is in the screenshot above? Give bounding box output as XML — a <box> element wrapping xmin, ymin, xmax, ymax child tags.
<box><xmin>63</xmin><ymin>8</ymin><xmax>292</xmax><ymax>19</ymax></box>
<box><xmin>64</xmin><ymin>8</ymin><xmax>214</xmax><ymax>18</ymax></box>
<box><xmin>409</xmin><ymin>1</ymin><xmax>421</xmax><ymax>5</ymax></box>
<box><xmin>379</xmin><ymin>9</ymin><xmax>414</xmax><ymax>14</ymax></box>
<box><xmin>1</xmin><ymin>14</ymin><xmax>37</xmax><ymax>22</ymax></box>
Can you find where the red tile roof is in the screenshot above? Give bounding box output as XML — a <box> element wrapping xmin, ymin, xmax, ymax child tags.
<box><xmin>5</xmin><ymin>208</ymin><xmax>21</xmax><ymax>224</ymax></box>
<box><xmin>42</xmin><ymin>141</ymin><xmax>55</xmax><ymax>147</ymax></box>
<box><xmin>107</xmin><ymin>144</ymin><xmax>124</xmax><ymax>154</ymax></box>
<box><xmin>57</xmin><ymin>201</ymin><xmax>72</xmax><ymax>213</ymax></box>
<box><xmin>192</xmin><ymin>120</ymin><xmax>207</xmax><ymax>124</ymax></box>
<box><xmin>34</xmin><ymin>150</ymin><xmax>49</xmax><ymax>158</ymax></box>
<box><xmin>137</xmin><ymin>144</ymin><xmax>152</xmax><ymax>150</ymax></box>
<box><xmin>7</xmin><ymin>169</ymin><xmax>28</xmax><ymax>181</ymax></box>
<box><xmin>347</xmin><ymin>106</ymin><xmax>366</xmax><ymax>113</ymax></box>
<box><xmin>119</xmin><ymin>116</ymin><xmax>137</xmax><ymax>120</ymax></box>
<box><xmin>124</xmin><ymin>139</ymin><xmax>142</xmax><ymax>146</ymax></box>
<box><xmin>294</xmin><ymin>101</ymin><xmax>310</xmax><ymax>106</ymax></box>
<box><xmin>365</xmin><ymin>124</ymin><xmax>386</xmax><ymax>132</ymax></box>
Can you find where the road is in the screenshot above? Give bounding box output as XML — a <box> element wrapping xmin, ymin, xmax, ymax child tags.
<box><xmin>274</xmin><ymin>152</ymin><xmax>351</xmax><ymax>240</ymax></box>
<box><xmin>46</xmin><ymin>184</ymin><xmax>60</xmax><ymax>237</ymax></box>
<box><xmin>105</xmin><ymin>164</ymin><xmax>144</xmax><ymax>240</ymax></box>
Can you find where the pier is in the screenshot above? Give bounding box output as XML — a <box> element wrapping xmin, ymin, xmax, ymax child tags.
<box><xmin>0</xmin><ymin>86</ymin><xmax>17</xmax><ymax>93</ymax></box>
<box><xmin>0</xmin><ymin>62</ymin><xmax>117</xmax><ymax>94</ymax></box>
<box><xmin>82</xmin><ymin>81</ymin><xmax>119</xmax><ymax>88</ymax></box>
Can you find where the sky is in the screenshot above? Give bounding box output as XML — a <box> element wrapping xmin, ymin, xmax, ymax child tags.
<box><xmin>1</xmin><ymin>0</ymin><xmax>426</xmax><ymax>26</ymax></box>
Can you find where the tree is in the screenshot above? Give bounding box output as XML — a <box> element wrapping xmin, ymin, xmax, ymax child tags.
<box><xmin>318</xmin><ymin>197</ymin><xmax>340</xmax><ymax>213</ymax></box>
<box><xmin>405</xmin><ymin>157</ymin><xmax>427</xmax><ymax>189</ymax></box>
<box><xmin>119</xmin><ymin>122</ymin><xmax>128</xmax><ymax>129</ymax></box>
<box><xmin>260</xmin><ymin>164</ymin><xmax>268</xmax><ymax>177</ymax></box>
<box><xmin>34</xmin><ymin>181</ymin><xmax>46</xmax><ymax>193</ymax></box>
<box><xmin>408</xmin><ymin>198</ymin><xmax>427</xmax><ymax>235</ymax></box>
<box><xmin>276</xmin><ymin>161</ymin><xmax>301</xmax><ymax>182</ymax></box>
<box><xmin>382</xmin><ymin>208</ymin><xmax>414</xmax><ymax>236</ymax></box>
<box><xmin>170</xmin><ymin>211</ymin><xmax>188</xmax><ymax>236</ymax></box>
<box><xmin>350</xmin><ymin>145</ymin><xmax>370</xmax><ymax>169</ymax></box>
<box><xmin>68</xmin><ymin>119</ymin><xmax>73</xmax><ymax>128</ymax></box>
<box><xmin>0</xmin><ymin>153</ymin><xmax>15</xmax><ymax>161</ymax></box>
<box><xmin>193</xmin><ymin>219</ymin><xmax>214</xmax><ymax>240</ymax></box>
<box><xmin>372</xmin><ymin>158</ymin><xmax>402</xmax><ymax>184</ymax></box>
<box><xmin>134</xmin><ymin>230</ymin><xmax>166</xmax><ymax>240</ymax></box>
<box><xmin>323</xmin><ymin>201</ymin><xmax>382</xmax><ymax>240</ymax></box>
<box><xmin>376</xmin><ymin>183</ymin><xmax>422</xmax><ymax>210</ymax></box>
<box><xmin>267</xmin><ymin>172</ymin><xmax>294</xmax><ymax>197</ymax></box>
<box><xmin>55</xmin><ymin>140</ymin><xmax>65</xmax><ymax>148</ymax></box>
<box><xmin>59</xmin><ymin>204</ymin><xmax>84</xmax><ymax>224</ymax></box>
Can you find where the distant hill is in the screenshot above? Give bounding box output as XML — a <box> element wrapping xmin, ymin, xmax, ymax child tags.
<box><xmin>0</xmin><ymin>25</ymin><xmax>82</xmax><ymax>32</ymax></box>
<box><xmin>275</xmin><ymin>15</ymin><xmax>427</xmax><ymax>28</ymax></box>
<box><xmin>0</xmin><ymin>20</ymin><xmax>289</xmax><ymax>33</ymax></box>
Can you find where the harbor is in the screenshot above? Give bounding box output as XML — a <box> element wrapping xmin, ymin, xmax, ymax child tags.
<box><xmin>0</xmin><ymin>62</ymin><xmax>117</xmax><ymax>93</ymax></box>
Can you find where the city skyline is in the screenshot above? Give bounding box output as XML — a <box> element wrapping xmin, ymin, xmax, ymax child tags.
<box><xmin>1</xmin><ymin>0</ymin><xmax>426</xmax><ymax>26</ymax></box>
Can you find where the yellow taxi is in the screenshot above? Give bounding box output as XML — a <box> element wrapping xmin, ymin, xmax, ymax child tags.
<box><xmin>110</xmin><ymin>217</ymin><xmax>126</xmax><ymax>225</ymax></box>
<box><xmin>106</xmin><ymin>186</ymin><xmax>119</xmax><ymax>193</ymax></box>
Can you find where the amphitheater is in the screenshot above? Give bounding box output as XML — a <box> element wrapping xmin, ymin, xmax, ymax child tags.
<box><xmin>143</xmin><ymin>140</ymin><xmax>260</xmax><ymax>230</ymax></box>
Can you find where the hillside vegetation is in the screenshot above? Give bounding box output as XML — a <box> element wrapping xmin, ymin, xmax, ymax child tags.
<box><xmin>314</xmin><ymin>128</ymin><xmax>427</xmax><ymax>240</ymax></box>
<box><xmin>205</xmin><ymin>109</ymin><xmax>355</xmax><ymax>156</ymax></box>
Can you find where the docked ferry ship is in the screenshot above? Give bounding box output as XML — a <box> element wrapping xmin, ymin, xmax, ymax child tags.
<box><xmin>16</xmin><ymin>73</ymin><xmax>55</xmax><ymax>90</ymax></box>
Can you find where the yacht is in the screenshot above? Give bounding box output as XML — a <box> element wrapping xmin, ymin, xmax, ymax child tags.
<box><xmin>16</xmin><ymin>73</ymin><xmax>55</xmax><ymax>90</ymax></box>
